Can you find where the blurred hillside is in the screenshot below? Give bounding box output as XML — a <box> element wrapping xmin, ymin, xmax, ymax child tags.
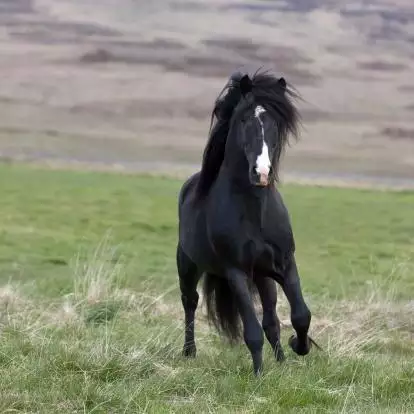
<box><xmin>0</xmin><ymin>0</ymin><xmax>413</xmax><ymax>183</ymax></box>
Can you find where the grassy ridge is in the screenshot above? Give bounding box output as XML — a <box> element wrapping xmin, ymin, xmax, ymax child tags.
<box><xmin>0</xmin><ymin>164</ymin><xmax>413</xmax><ymax>412</ymax></box>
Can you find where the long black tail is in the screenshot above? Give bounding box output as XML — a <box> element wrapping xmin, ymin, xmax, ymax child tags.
<box><xmin>203</xmin><ymin>273</ymin><xmax>241</xmax><ymax>343</ymax></box>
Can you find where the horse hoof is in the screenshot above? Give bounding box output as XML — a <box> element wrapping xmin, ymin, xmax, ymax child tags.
<box><xmin>254</xmin><ymin>365</ymin><xmax>263</xmax><ymax>377</ymax></box>
<box><xmin>275</xmin><ymin>347</ymin><xmax>286</xmax><ymax>362</ymax></box>
<box><xmin>182</xmin><ymin>345</ymin><xmax>197</xmax><ymax>358</ymax></box>
<box><xmin>275</xmin><ymin>344</ymin><xmax>286</xmax><ymax>362</ymax></box>
<box><xmin>288</xmin><ymin>335</ymin><xmax>310</xmax><ymax>356</ymax></box>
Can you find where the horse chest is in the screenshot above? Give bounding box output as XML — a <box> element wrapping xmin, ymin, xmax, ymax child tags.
<box><xmin>207</xmin><ymin>202</ymin><xmax>293</xmax><ymax>274</ymax></box>
<box><xmin>205</xmin><ymin>183</ymin><xmax>293</xmax><ymax>271</ymax></box>
<box><xmin>208</xmin><ymin>209</ymin><xmax>267</xmax><ymax>267</ymax></box>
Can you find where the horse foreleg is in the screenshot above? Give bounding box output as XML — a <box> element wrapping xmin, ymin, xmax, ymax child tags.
<box><xmin>281</xmin><ymin>256</ymin><xmax>312</xmax><ymax>356</ymax></box>
<box><xmin>226</xmin><ymin>268</ymin><xmax>264</xmax><ymax>376</ymax></box>
<box><xmin>254</xmin><ymin>275</ymin><xmax>285</xmax><ymax>361</ymax></box>
<box><xmin>177</xmin><ymin>244</ymin><xmax>201</xmax><ymax>357</ymax></box>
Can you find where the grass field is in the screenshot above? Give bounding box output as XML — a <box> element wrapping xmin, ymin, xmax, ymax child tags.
<box><xmin>0</xmin><ymin>163</ymin><xmax>413</xmax><ymax>413</ymax></box>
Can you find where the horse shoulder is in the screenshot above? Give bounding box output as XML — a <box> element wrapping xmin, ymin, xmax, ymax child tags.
<box><xmin>205</xmin><ymin>189</ymin><xmax>237</xmax><ymax>242</ymax></box>
<box><xmin>178</xmin><ymin>172</ymin><xmax>205</xmax><ymax>254</ymax></box>
<box><xmin>178</xmin><ymin>172</ymin><xmax>200</xmax><ymax>208</ymax></box>
<box><xmin>262</xmin><ymin>190</ymin><xmax>295</xmax><ymax>253</ymax></box>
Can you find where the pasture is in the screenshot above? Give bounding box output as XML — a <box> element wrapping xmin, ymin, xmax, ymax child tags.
<box><xmin>0</xmin><ymin>163</ymin><xmax>413</xmax><ymax>413</ymax></box>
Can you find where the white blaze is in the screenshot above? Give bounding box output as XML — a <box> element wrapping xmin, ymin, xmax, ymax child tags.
<box><xmin>254</xmin><ymin>105</ymin><xmax>271</xmax><ymax>178</ymax></box>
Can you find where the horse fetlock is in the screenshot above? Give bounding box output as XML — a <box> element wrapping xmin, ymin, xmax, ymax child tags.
<box><xmin>244</xmin><ymin>331</ymin><xmax>264</xmax><ymax>355</ymax></box>
<box><xmin>251</xmin><ymin>350</ymin><xmax>263</xmax><ymax>376</ymax></box>
<box><xmin>291</xmin><ymin>307</ymin><xmax>311</xmax><ymax>332</ymax></box>
<box><xmin>182</xmin><ymin>342</ymin><xmax>197</xmax><ymax>358</ymax></box>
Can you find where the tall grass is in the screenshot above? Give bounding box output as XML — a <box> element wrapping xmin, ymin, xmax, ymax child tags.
<box><xmin>0</xmin><ymin>238</ymin><xmax>412</xmax><ymax>412</ymax></box>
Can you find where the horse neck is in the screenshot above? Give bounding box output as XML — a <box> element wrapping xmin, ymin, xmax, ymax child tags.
<box><xmin>222</xmin><ymin>151</ymin><xmax>249</xmax><ymax>188</ymax></box>
<box><xmin>221</xmin><ymin>152</ymin><xmax>270</xmax><ymax>228</ymax></box>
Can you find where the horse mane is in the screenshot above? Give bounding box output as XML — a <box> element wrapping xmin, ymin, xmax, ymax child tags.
<box><xmin>195</xmin><ymin>72</ymin><xmax>244</xmax><ymax>199</ymax></box>
<box><xmin>196</xmin><ymin>69</ymin><xmax>301</xmax><ymax>198</ymax></box>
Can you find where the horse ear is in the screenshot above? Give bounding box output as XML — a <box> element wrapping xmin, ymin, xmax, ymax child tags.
<box><xmin>229</xmin><ymin>71</ymin><xmax>244</xmax><ymax>84</ymax></box>
<box><xmin>239</xmin><ymin>74</ymin><xmax>252</xmax><ymax>96</ymax></box>
<box><xmin>278</xmin><ymin>77</ymin><xmax>287</xmax><ymax>92</ymax></box>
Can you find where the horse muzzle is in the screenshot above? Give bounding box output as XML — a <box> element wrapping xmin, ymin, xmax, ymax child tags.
<box><xmin>258</xmin><ymin>172</ymin><xmax>270</xmax><ymax>186</ymax></box>
<box><xmin>256</xmin><ymin>163</ymin><xmax>272</xmax><ymax>186</ymax></box>
<box><xmin>250</xmin><ymin>167</ymin><xmax>270</xmax><ymax>187</ymax></box>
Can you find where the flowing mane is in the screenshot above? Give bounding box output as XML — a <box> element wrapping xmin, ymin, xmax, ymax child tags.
<box><xmin>196</xmin><ymin>70</ymin><xmax>301</xmax><ymax>198</ymax></box>
<box><xmin>195</xmin><ymin>72</ymin><xmax>244</xmax><ymax>198</ymax></box>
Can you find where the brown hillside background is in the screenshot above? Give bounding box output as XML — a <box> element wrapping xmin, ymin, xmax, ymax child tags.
<box><xmin>0</xmin><ymin>0</ymin><xmax>413</xmax><ymax>185</ymax></box>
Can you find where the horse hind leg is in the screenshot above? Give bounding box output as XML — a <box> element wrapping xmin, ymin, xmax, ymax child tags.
<box><xmin>281</xmin><ymin>256</ymin><xmax>312</xmax><ymax>356</ymax></box>
<box><xmin>254</xmin><ymin>275</ymin><xmax>285</xmax><ymax>362</ymax></box>
<box><xmin>177</xmin><ymin>244</ymin><xmax>201</xmax><ymax>357</ymax></box>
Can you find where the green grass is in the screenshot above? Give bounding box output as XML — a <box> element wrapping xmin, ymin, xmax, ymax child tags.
<box><xmin>0</xmin><ymin>163</ymin><xmax>413</xmax><ymax>413</ymax></box>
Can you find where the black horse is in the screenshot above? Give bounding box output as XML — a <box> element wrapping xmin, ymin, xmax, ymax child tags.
<box><xmin>177</xmin><ymin>70</ymin><xmax>315</xmax><ymax>375</ymax></box>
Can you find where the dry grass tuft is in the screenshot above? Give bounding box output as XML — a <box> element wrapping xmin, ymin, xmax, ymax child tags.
<box><xmin>309</xmin><ymin>266</ymin><xmax>412</xmax><ymax>357</ymax></box>
<box><xmin>0</xmin><ymin>239</ymin><xmax>412</xmax><ymax>366</ymax></box>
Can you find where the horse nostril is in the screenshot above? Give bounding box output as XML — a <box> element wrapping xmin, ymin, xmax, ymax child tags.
<box><xmin>269</xmin><ymin>165</ymin><xmax>274</xmax><ymax>176</ymax></box>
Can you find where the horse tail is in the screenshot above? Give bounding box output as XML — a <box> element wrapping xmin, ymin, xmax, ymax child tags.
<box><xmin>203</xmin><ymin>272</ymin><xmax>242</xmax><ymax>343</ymax></box>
